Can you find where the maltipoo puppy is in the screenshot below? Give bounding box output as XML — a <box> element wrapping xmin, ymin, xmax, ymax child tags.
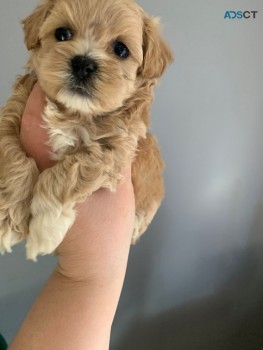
<box><xmin>0</xmin><ymin>0</ymin><xmax>172</xmax><ymax>260</ymax></box>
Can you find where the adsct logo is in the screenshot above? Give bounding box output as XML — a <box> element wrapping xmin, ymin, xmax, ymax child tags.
<box><xmin>224</xmin><ymin>11</ymin><xmax>258</xmax><ymax>19</ymax></box>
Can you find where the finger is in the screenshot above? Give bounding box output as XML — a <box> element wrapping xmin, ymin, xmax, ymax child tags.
<box><xmin>21</xmin><ymin>82</ymin><xmax>46</xmax><ymax>126</ymax></box>
<box><xmin>20</xmin><ymin>82</ymin><xmax>48</xmax><ymax>149</ymax></box>
<box><xmin>20</xmin><ymin>82</ymin><xmax>55</xmax><ymax>171</ymax></box>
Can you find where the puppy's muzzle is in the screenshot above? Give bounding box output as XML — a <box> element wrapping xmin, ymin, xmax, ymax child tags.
<box><xmin>71</xmin><ymin>55</ymin><xmax>98</xmax><ymax>82</ymax></box>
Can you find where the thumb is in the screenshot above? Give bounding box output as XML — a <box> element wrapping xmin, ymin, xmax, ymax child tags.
<box><xmin>21</xmin><ymin>82</ymin><xmax>46</xmax><ymax>127</ymax></box>
<box><xmin>20</xmin><ymin>82</ymin><xmax>54</xmax><ymax>171</ymax></box>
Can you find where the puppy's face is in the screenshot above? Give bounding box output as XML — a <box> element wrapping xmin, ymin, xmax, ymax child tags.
<box><xmin>23</xmin><ymin>0</ymin><xmax>172</xmax><ymax>115</ymax></box>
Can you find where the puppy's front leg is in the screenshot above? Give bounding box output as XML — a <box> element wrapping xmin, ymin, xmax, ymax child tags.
<box><xmin>0</xmin><ymin>75</ymin><xmax>39</xmax><ymax>253</ymax></box>
<box><xmin>26</xmin><ymin>151</ymin><xmax>121</xmax><ymax>260</ymax></box>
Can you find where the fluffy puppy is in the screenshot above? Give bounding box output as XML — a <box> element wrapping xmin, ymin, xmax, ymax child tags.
<box><xmin>0</xmin><ymin>0</ymin><xmax>172</xmax><ymax>260</ymax></box>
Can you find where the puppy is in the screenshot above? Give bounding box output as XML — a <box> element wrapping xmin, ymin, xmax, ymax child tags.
<box><xmin>0</xmin><ymin>0</ymin><xmax>172</xmax><ymax>260</ymax></box>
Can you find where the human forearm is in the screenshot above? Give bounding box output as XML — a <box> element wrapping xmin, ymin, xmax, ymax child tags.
<box><xmin>9</xmin><ymin>181</ymin><xmax>134</xmax><ymax>350</ymax></box>
<box><xmin>9</xmin><ymin>271</ymin><xmax>116</xmax><ymax>350</ymax></box>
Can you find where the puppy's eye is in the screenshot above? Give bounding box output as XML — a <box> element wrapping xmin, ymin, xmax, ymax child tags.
<box><xmin>113</xmin><ymin>41</ymin><xmax>129</xmax><ymax>59</ymax></box>
<box><xmin>55</xmin><ymin>27</ymin><xmax>73</xmax><ymax>42</ymax></box>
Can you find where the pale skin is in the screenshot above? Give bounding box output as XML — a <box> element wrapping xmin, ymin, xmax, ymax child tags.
<box><xmin>8</xmin><ymin>83</ymin><xmax>135</xmax><ymax>350</ymax></box>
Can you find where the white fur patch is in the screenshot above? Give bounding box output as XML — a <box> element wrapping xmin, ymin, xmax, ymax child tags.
<box><xmin>57</xmin><ymin>89</ymin><xmax>98</xmax><ymax>114</ymax></box>
<box><xmin>42</xmin><ymin>100</ymin><xmax>92</xmax><ymax>160</ymax></box>
<box><xmin>0</xmin><ymin>223</ymin><xmax>15</xmax><ymax>254</ymax></box>
<box><xmin>27</xmin><ymin>195</ymin><xmax>76</xmax><ymax>261</ymax></box>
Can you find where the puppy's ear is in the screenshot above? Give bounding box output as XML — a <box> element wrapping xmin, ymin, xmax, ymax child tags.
<box><xmin>139</xmin><ymin>16</ymin><xmax>173</xmax><ymax>80</ymax></box>
<box><xmin>22</xmin><ymin>0</ymin><xmax>55</xmax><ymax>50</ymax></box>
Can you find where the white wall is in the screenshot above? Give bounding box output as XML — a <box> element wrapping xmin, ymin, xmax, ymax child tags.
<box><xmin>1</xmin><ymin>1</ymin><xmax>263</xmax><ymax>348</ymax></box>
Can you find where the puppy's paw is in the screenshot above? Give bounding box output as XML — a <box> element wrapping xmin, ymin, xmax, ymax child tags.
<box><xmin>0</xmin><ymin>220</ymin><xmax>16</xmax><ymax>254</ymax></box>
<box><xmin>0</xmin><ymin>203</ymin><xmax>28</xmax><ymax>254</ymax></box>
<box><xmin>0</xmin><ymin>157</ymin><xmax>38</xmax><ymax>254</ymax></box>
<box><xmin>26</xmin><ymin>195</ymin><xmax>76</xmax><ymax>261</ymax></box>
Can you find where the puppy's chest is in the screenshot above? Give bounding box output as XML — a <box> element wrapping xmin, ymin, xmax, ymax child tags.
<box><xmin>41</xmin><ymin>99</ymin><xmax>139</xmax><ymax>162</ymax></box>
<box><xmin>42</xmin><ymin>100</ymin><xmax>93</xmax><ymax>160</ymax></box>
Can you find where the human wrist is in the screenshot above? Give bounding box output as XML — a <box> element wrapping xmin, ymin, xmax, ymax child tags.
<box><xmin>52</xmin><ymin>266</ymin><xmax>125</xmax><ymax>328</ymax></box>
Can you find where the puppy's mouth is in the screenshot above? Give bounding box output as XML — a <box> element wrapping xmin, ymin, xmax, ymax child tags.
<box><xmin>69</xmin><ymin>85</ymin><xmax>91</xmax><ymax>97</ymax></box>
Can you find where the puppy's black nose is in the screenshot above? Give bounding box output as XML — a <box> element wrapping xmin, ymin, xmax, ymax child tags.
<box><xmin>71</xmin><ymin>56</ymin><xmax>98</xmax><ymax>81</ymax></box>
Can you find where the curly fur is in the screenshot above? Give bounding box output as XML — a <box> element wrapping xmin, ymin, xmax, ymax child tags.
<box><xmin>0</xmin><ymin>0</ymin><xmax>172</xmax><ymax>260</ymax></box>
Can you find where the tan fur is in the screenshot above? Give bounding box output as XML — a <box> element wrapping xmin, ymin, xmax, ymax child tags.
<box><xmin>0</xmin><ymin>0</ymin><xmax>172</xmax><ymax>260</ymax></box>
